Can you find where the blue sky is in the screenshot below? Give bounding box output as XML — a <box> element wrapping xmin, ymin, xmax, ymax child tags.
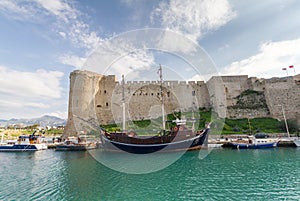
<box><xmin>0</xmin><ymin>0</ymin><xmax>299</xmax><ymax>120</ymax></box>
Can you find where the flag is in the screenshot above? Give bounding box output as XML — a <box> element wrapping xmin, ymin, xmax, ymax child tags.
<box><xmin>289</xmin><ymin>65</ymin><xmax>296</xmax><ymax>74</ymax></box>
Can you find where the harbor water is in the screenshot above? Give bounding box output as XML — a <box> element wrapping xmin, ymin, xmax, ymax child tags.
<box><xmin>0</xmin><ymin>148</ymin><xmax>300</xmax><ymax>200</ymax></box>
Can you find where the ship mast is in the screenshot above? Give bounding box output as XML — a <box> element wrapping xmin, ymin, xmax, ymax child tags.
<box><xmin>281</xmin><ymin>105</ymin><xmax>290</xmax><ymax>138</ymax></box>
<box><xmin>159</xmin><ymin>65</ymin><xmax>166</xmax><ymax>131</ymax></box>
<box><xmin>122</xmin><ymin>75</ymin><xmax>126</xmax><ymax>132</ymax></box>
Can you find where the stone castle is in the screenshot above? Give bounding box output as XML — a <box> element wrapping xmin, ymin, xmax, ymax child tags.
<box><xmin>64</xmin><ymin>70</ymin><xmax>300</xmax><ymax>136</ymax></box>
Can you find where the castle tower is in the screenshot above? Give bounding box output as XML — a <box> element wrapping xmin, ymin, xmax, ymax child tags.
<box><xmin>63</xmin><ymin>70</ymin><xmax>103</xmax><ymax>137</ymax></box>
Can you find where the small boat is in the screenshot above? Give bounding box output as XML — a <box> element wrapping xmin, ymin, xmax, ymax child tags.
<box><xmin>227</xmin><ymin>136</ymin><xmax>278</xmax><ymax>149</ymax></box>
<box><xmin>0</xmin><ymin>131</ymin><xmax>48</xmax><ymax>152</ymax></box>
<box><xmin>55</xmin><ymin>136</ymin><xmax>97</xmax><ymax>151</ymax></box>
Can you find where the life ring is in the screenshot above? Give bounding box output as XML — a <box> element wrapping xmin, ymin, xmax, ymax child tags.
<box><xmin>173</xmin><ymin>127</ymin><xmax>178</xmax><ymax>132</ymax></box>
<box><xmin>179</xmin><ymin>127</ymin><xmax>183</xmax><ymax>131</ymax></box>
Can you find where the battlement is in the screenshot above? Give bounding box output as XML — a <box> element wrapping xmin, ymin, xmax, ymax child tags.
<box><xmin>116</xmin><ymin>79</ymin><xmax>206</xmax><ymax>87</ymax></box>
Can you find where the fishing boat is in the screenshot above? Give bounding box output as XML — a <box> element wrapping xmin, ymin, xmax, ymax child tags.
<box><xmin>55</xmin><ymin>136</ymin><xmax>97</xmax><ymax>151</ymax></box>
<box><xmin>227</xmin><ymin>135</ymin><xmax>278</xmax><ymax>149</ymax></box>
<box><xmin>0</xmin><ymin>131</ymin><xmax>48</xmax><ymax>152</ymax></box>
<box><xmin>99</xmin><ymin>65</ymin><xmax>210</xmax><ymax>154</ymax></box>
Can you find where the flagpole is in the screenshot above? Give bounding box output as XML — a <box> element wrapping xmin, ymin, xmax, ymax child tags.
<box><xmin>282</xmin><ymin>68</ymin><xmax>288</xmax><ymax>76</ymax></box>
<box><xmin>289</xmin><ymin>65</ymin><xmax>296</xmax><ymax>74</ymax></box>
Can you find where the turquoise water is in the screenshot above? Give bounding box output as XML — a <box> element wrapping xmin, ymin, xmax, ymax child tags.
<box><xmin>0</xmin><ymin>148</ymin><xmax>300</xmax><ymax>200</ymax></box>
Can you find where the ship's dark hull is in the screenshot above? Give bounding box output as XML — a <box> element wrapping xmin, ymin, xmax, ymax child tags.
<box><xmin>100</xmin><ymin>128</ymin><xmax>209</xmax><ymax>154</ymax></box>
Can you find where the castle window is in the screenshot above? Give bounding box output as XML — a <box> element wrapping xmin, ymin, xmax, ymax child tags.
<box><xmin>97</xmin><ymin>105</ymin><xmax>102</xmax><ymax>108</ymax></box>
<box><xmin>151</xmin><ymin>93</ymin><xmax>154</xmax><ymax>96</ymax></box>
<box><xmin>167</xmin><ymin>91</ymin><xmax>170</xmax><ymax>97</ymax></box>
<box><xmin>225</xmin><ymin>87</ymin><xmax>228</xmax><ymax>93</ymax></box>
<box><xmin>192</xmin><ymin>91</ymin><xmax>195</xmax><ymax>96</ymax></box>
<box><xmin>106</xmin><ymin>102</ymin><xmax>108</xmax><ymax>107</ymax></box>
<box><xmin>104</xmin><ymin>90</ymin><xmax>107</xmax><ymax>94</ymax></box>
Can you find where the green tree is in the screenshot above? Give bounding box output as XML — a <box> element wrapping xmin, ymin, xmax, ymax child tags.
<box><xmin>278</xmin><ymin>119</ymin><xmax>299</xmax><ymax>134</ymax></box>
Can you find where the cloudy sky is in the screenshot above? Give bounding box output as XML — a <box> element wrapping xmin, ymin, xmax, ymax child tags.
<box><xmin>0</xmin><ymin>0</ymin><xmax>299</xmax><ymax>120</ymax></box>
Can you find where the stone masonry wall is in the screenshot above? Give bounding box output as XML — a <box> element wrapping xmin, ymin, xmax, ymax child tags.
<box><xmin>64</xmin><ymin>70</ymin><xmax>300</xmax><ymax>136</ymax></box>
<box><xmin>264</xmin><ymin>76</ymin><xmax>300</xmax><ymax>121</ymax></box>
<box><xmin>64</xmin><ymin>70</ymin><xmax>103</xmax><ymax>136</ymax></box>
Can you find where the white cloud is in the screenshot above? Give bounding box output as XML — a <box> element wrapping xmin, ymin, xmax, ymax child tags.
<box><xmin>156</xmin><ymin>30</ymin><xmax>199</xmax><ymax>54</ymax></box>
<box><xmin>58</xmin><ymin>31</ymin><xmax>66</xmax><ymax>38</ymax></box>
<box><xmin>60</xmin><ymin>54</ymin><xmax>87</xmax><ymax>69</ymax></box>
<box><xmin>0</xmin><ymin>0</ymin><xmax>101</xmax><ymax>51</ymax></box>
<box><xmin>35</xmin><ymin>0</ymin><xmax>77</xmax><ymax>22</ymax></box>
<box><xmin>222</xmin><ymin>38</ymin><xmax>300</xmax><ymax>78</ymax></box>
<box><xmin>45</xmin><ymin>111</ymin><xmax>68</xmax><ymax>119</ymax></box>
<box><xmin>0</xmin><ymin>0</ymin><xmax>38</xmax><ymax>21</ymax></box>
<box><xmin>189</xmin><ymin>74</ymin><xmax>215</xmax><ymax>82</ymax></box>
<box><xmin>84</xmin><ymin>38</ymin><xmax>155</xmax><ymax>80</ymax></box>
<box><xmin>0</xmin><ymin>66</ymin><xmax>65</xmax><ymax>119</ymax></box>
<box><xmin>0</xmin><ymin>66</ymin><xmax>64</xmax><ymax>99</ymax></box>
<box><xmin>109</xmin><ymin>49</ymin><xmax>155</xmax><ymax>80</ymax></box>
<box><xmin>84</xmin><ymin>29</ymin><xmax>218</xmax><ymax>81</ymax></box>
<box><xmin>34</xmin><ymin>0</ymin><xmax>102</xmax><ymax>51</ymax></box>
<box><xmin>67</xmin><ymin>21</ymin><xmax>102</xmax><ymax>50</ymax></box>
<box><xmin>152</xmin><ymin>0</ymin><xmax>236</xmax><ymax>41</ymax></box>
<box><xmin>0</xmin><ymin>99</ymin><xmax>50</xmax><ymax>109</ymax></box>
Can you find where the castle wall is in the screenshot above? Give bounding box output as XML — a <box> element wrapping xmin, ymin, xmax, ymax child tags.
<box><xmin>64</xmin><ymin>70</ymin><xmax>300</xmax><ymax>136</ymax></box>
<box><xmin>264</xmin><ymin>76</ymin><xmax>300</xmax><ymax>121</ymax></box>
<box><xmin>206</xmin><ymin>75</ymin><xmax>300</xmax><ymax>121</ymax></box>
<box><xmin>96</xmin><ymin>80</ymin><xmax>211</xmax><ymax>125</ymax></box>
<box><xmin>248</xmin><ymin>77</ymin><xmax>265</xmax><ymax>91</ymax></box>
<box><xmin>95</xmin><ymin>75</ymin><xmax>118</xmax><ymax>125</ymax></box>
<box><xmin>206</xmin><ymin>75</ymin><xmax>248</xmax><ymax>118</ymax></box>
